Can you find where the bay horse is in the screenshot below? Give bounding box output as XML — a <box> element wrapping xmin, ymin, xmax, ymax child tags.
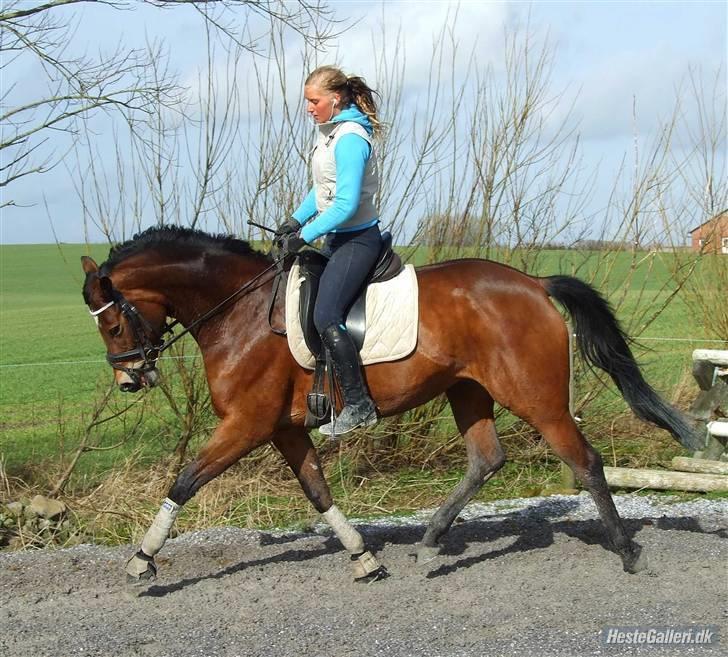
<box><xmin>80</xmin><ymin>226</ymin><xmax>699</xmax><ymax>583</ymax></box>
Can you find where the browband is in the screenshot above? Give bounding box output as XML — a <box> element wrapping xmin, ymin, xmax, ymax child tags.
<box><xmin>89</xmin><ymin>300</ymin><xmax>115</xmax><ymax>316</ymax></box>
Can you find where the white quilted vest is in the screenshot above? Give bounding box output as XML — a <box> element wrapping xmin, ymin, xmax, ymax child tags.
<box><xmin>312</xmin><ymin>121</ymin><xmax>379</xmax><ymax>230</ymax></box>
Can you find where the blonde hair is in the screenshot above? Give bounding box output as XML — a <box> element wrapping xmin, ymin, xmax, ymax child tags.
<box><xmin>306</xmin><ymin>65</ymin><xmax>382</xmax><ymax>135</ymax></box>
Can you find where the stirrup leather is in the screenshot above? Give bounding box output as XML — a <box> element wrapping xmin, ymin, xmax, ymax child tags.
<box><xmin>304</xmin><ymin>354</ymin><xmax>336</xmax><ymax>428</ymax></box>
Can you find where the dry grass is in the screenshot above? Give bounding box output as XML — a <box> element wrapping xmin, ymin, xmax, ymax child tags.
<box><xmin>2</xmin><ymin>394</ymin><xmax>705</xmax><ymax>553</ymax></box>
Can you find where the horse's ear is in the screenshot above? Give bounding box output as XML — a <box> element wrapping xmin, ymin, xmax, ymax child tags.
<box><xmin>99</xmin><ymin>276</ymin><xmax>114</xmax><ymax>300</ymax></box>
<box><xmin>81</xmin><ymin>256</ymin><xmax>98</xmax><ymax>274</ymax></box>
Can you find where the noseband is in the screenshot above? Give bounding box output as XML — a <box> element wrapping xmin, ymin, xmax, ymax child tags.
<box><xmin>89</xmin><ymin>285</ymin><xmax>174</xmax><ymax>379</ymax></box>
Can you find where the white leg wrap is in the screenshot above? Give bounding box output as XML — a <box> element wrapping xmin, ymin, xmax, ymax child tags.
<box><xmin>352</xmin><ymin>551</ymin><xmax>382</xmax><ymax>579</ymax></box>
<box><xmin>125</xmin><ymin>552</ymin><xmax>156</xmax><ymax>579</ymax></box>
<box><xmin>322</xmin><ymin>505</ymin><xmax>364</xmax><ymax>554</ymax></box>
<box><xmin>140</xmin><ymin>498</ymin><xmax>180</xmax><ymax>557</ymax></box>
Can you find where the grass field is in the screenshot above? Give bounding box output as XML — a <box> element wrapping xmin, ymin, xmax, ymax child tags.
<box><xmin>1</xmin><ymin>241</ymin><xmax>725</xmax><ymax>543</ymax></box>
<box><xmin>1</xmin><ymin>244</ymin><xmax>111</xmax><ymax>448</ymax></box>
<box><xmin>0</xmin><ymin>243</ymin><xmax>202</xmax><ymax>480</ymax></box>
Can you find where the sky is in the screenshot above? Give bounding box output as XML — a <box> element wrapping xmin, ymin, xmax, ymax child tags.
<box><xmin>0</xmin><ymin>0</ymin><xmax>725</xmax><ymax>244</ymax></box>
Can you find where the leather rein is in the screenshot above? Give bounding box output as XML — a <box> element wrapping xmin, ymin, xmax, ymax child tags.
<box><xmin>92</xmin><ymin>252</ymin><xmax>289</xmax><ymax>381</ymax></box>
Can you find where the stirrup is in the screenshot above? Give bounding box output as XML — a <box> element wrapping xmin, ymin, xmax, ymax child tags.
<box><xmin>304</xmin><ymin>356</ymin><xmax>331</xmax><ymax>428</ymax></box>
<box><xmin>307</xmin><ymin>391</ymin><xmax>330</xmax><ymax>420</ymax></box>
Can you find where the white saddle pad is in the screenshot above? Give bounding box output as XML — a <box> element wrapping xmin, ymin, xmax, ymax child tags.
<box><xmin>285</xmin><ymin>263</ymin><xmax>419</xmax><ymax>370</ymax></box>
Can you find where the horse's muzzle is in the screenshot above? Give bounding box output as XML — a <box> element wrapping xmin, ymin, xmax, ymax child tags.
<box><xmin>116</xmin><ymin>366</ymin><xmax>160</xmax><ymax>392</ymax></box>
<box><xmin>120</xmin><ymin>380</ymin><xmax>142</xmax><ymax>393</ymax></box>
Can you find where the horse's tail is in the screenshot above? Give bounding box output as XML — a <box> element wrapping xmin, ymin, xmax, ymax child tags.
<box><xmin>541</xmin><ymin>275</ymin><xmax>702</xmax><ymax>451</ymax></box>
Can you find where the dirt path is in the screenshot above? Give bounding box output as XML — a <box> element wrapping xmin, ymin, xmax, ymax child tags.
<box><xmin>1</xmin><ymin>494</ymin><xmax>726</xmax><ymax>657</ymax></box>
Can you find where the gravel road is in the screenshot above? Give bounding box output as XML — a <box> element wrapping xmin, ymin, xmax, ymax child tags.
<box><xmin>1</xmin><ymin>493</ymin><xmax>726</xmax><ymax>657</ymax></box>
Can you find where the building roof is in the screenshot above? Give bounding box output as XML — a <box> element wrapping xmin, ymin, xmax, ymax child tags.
<box><xmin>689</xmin><ymin>210</ymin><xmax>728</xmax><ymax>234</ymax></box>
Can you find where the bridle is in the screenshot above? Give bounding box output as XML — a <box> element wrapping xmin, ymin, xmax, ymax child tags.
<box><xmin>89</xmin><ymin>286</ymin><xmax>172</xmax><ymax>380</ymax></box>
<box><xmin>89</xmin><ymin>252</ymin><xmax>290</xmax><ymax>385</ymax></box>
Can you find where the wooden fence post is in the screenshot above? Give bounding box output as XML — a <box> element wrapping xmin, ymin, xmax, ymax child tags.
<box><xmin>690</xmin><ymin>349</ymin><xmax>728</xmax><ymax>461</ymax></box>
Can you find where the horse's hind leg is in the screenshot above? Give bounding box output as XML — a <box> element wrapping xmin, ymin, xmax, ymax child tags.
<box><xmin>418</xmin><ymin>380</ymin><xmax>505</xmax><ymax>563</ymax></box>
<box><xmin>537</xmin><ymin>415</ymin><xmax>647</xmax><ymax>573</ymax></box>
<box><xmin>273</xmin><ymin>428</ymin><xmax>387</xmax><ymax>581</ymax></box>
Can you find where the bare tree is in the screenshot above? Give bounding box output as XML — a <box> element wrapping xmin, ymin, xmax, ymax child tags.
<box><xmin>378</xmin><ymin>26</ymin><xmax>590</xmax><ymax>273</ymax></box>
<box><xmin>0</xmin><ymin>0</ymin><xmax>336</xmax><ymax>206</ymax></box>
<box><xmin>672</xmin><ymin>67</ymin><xmax>728</xmax><ymax>341</ymax></box>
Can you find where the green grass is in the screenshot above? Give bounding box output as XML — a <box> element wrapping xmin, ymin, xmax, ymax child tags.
<box><xmin>0</xmin><ymin>243</ymin><xmax>186</xmax><ymax>476</ymax></box>
<box><xmin>0</xmin><ymin>242</ymin><xmax>723</xmax><ymax>506</ymax></box>
<box><xmin>1</xmin><ymin>245</ymin><xmax>104</xmax><ymax>421</ymax></box>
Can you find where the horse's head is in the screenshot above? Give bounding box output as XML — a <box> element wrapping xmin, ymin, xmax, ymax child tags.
<box><xmin>81</xmin><ymin>256</ymin><xmax>167</xmax><ymax>392</ymax></box>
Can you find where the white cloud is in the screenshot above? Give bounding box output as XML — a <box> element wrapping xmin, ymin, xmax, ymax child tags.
<box><xmin>564</xmin><ymin>44</ymin><xmax>691</xmax><ymax>140</ymax></box>
<box><xmin>174</xmin><ymin>3</ymin><xmax>516</xmax><ymax>129</ymax></box>
<box><xmin>314</xmin><ymin>2</ymin><xmax>512</xmax><ymax>91</ymax></box>
<box><xmin>4</xmin><ymin>1</ymin><xmax>724</xmax><ymax>243</ymax></box>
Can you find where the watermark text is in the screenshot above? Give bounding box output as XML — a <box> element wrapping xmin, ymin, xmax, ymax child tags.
<box><xmin>602</xmin><ymin>626</ymin><xmax>719</xmax><ymax>647</ymax></box>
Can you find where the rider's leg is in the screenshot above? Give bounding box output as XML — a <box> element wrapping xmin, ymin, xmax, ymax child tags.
<box><xmin>313</xmin><ymin>225</ymin><xmax>381</xmax><ymax>436</ymax></box>
<box><xmin>318</xmin><ymin>323</ymin><xmax>378</xmax><ymax>435</ymax></box>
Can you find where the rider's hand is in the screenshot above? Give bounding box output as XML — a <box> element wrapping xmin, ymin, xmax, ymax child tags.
<box><xmin>283</xmin><ymin>234</ymin><xmax>307</xmax><ymax>255</ymax></box>
<box><xmin>274</xmin><ymin>218</ymin><xmax>301</xmax><ymax>239</ymax></box>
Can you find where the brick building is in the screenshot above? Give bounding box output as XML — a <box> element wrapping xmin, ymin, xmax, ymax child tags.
<box><xmin>689</xmin><ymin>211</ymin><xmax>728</xmax><ymax>254</ymax></box>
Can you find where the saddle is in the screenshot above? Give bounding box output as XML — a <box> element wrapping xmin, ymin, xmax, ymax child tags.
<box><xmin>297</xmin><ymin>231</ymin><xmax>403</xmax><ymax>358</ymax></box>
<box><xmin>295</xmin><ymin>231</ymin><xmax>403</xmax><ymax>427</ymax></box>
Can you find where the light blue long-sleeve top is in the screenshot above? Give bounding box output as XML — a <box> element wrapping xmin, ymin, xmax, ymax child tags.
<box><xmin>293</xmin><ymin>105</ymin><xmax>379</xmax><ymax>243</ymax></box>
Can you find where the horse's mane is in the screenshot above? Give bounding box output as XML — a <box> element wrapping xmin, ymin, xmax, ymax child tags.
<box><xmin>102</xmin><ymin>225</ymin><xmax>270</xmax><ymax>272</ymax></box>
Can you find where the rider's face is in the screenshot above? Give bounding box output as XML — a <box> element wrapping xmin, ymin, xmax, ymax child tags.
<box><xmin>304</xmin><ymin>84</ymin><xmax>341</xmax><ymax>124</ymax></box>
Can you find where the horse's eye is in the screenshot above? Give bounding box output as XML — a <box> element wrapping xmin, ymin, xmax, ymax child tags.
<box><xmin>109</xmin><ymin>324</ymin><xmax>122</xmax><ymax>338</ymax></box>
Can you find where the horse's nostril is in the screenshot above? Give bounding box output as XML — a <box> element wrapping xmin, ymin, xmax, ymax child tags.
<box><xmin>120</xmin><ymin>382</ymin><xmax>140</xmax><ymax>393</ymax></box>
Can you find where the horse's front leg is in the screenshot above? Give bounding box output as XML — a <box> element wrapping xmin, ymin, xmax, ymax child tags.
<box><xmin>273</xmin><ymin>428</ymin><xmax>387</xmax><ymax>582</ymax></box>
<box><xmin>125</xmin><ymin>416</ymin><xmax>271</xmax><ymax>583</ymax></box>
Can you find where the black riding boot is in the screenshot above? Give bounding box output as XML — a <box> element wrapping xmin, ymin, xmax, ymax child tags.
<box><xmin>318</xmin><ymin>323</ymin><xmax>378</xmax><ymax>436</ymax></box>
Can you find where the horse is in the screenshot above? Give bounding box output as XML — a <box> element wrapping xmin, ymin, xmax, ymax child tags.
<box><xmin>80</xmin><ymin>225</ymin><xmax>700</xmax><ymax>583</ymax></box>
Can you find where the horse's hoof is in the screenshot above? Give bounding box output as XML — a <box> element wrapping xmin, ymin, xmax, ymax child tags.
<box><xmin>622</xmin><ymin>546</ymin><xmax>648</xmax><ymax>574</ymax></box>
<box><xmin>125</xmin><ymin>550</ymin><xmax>157</xmax><ymax>584</ymax></box>
<box><xmin>354</xmin><ymin>565</ymin><xmax>389</xmax><ymax>584</ymax></box>
<box><xmin>125</xmin><ymin>568</ymin><xmax>157</xmax><ymax>586</ymax></box>
<box><xmin>351</xmin><ymin>551</ymin><xmax>387</xmax><ymax>581</ymax></box>
<box><xmin>416</xmin><ymin>545</ymin><xmax>440</xmax><ymax>565</ymax></box>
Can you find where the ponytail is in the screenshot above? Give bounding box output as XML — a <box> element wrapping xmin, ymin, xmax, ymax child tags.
<box><xmin>345</xmin><ymin>75</ymin><xmax>383</xmax><ymax>135</ymax></box>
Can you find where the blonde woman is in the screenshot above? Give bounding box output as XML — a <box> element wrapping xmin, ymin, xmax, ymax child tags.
<box><xmin>276</xmin><ymin>66</ymin><xmax>382</xmax><ymax>436</ymax></box>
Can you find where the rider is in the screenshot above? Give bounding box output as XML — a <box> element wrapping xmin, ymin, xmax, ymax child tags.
<box><xmin>276</xmin><ymin>65</ymin><xmax>382</xmax><ymax>437</ymax></box>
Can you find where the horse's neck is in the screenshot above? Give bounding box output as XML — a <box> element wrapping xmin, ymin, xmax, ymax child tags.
<box><xmin>118</xmin><ymin>252</ymin><xmax>269</xmax><ymax>337</ymax></box>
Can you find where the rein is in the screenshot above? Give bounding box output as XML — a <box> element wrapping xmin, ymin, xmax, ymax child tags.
<box><xmin>160</xmin><ymin>254</ymin><xmax>287</xmax><ymax>352</ymax></box>
<box><xmin>97</xmin><ymin>253</ymin><xmax>288</xmax><ymax>377</ymax></box>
